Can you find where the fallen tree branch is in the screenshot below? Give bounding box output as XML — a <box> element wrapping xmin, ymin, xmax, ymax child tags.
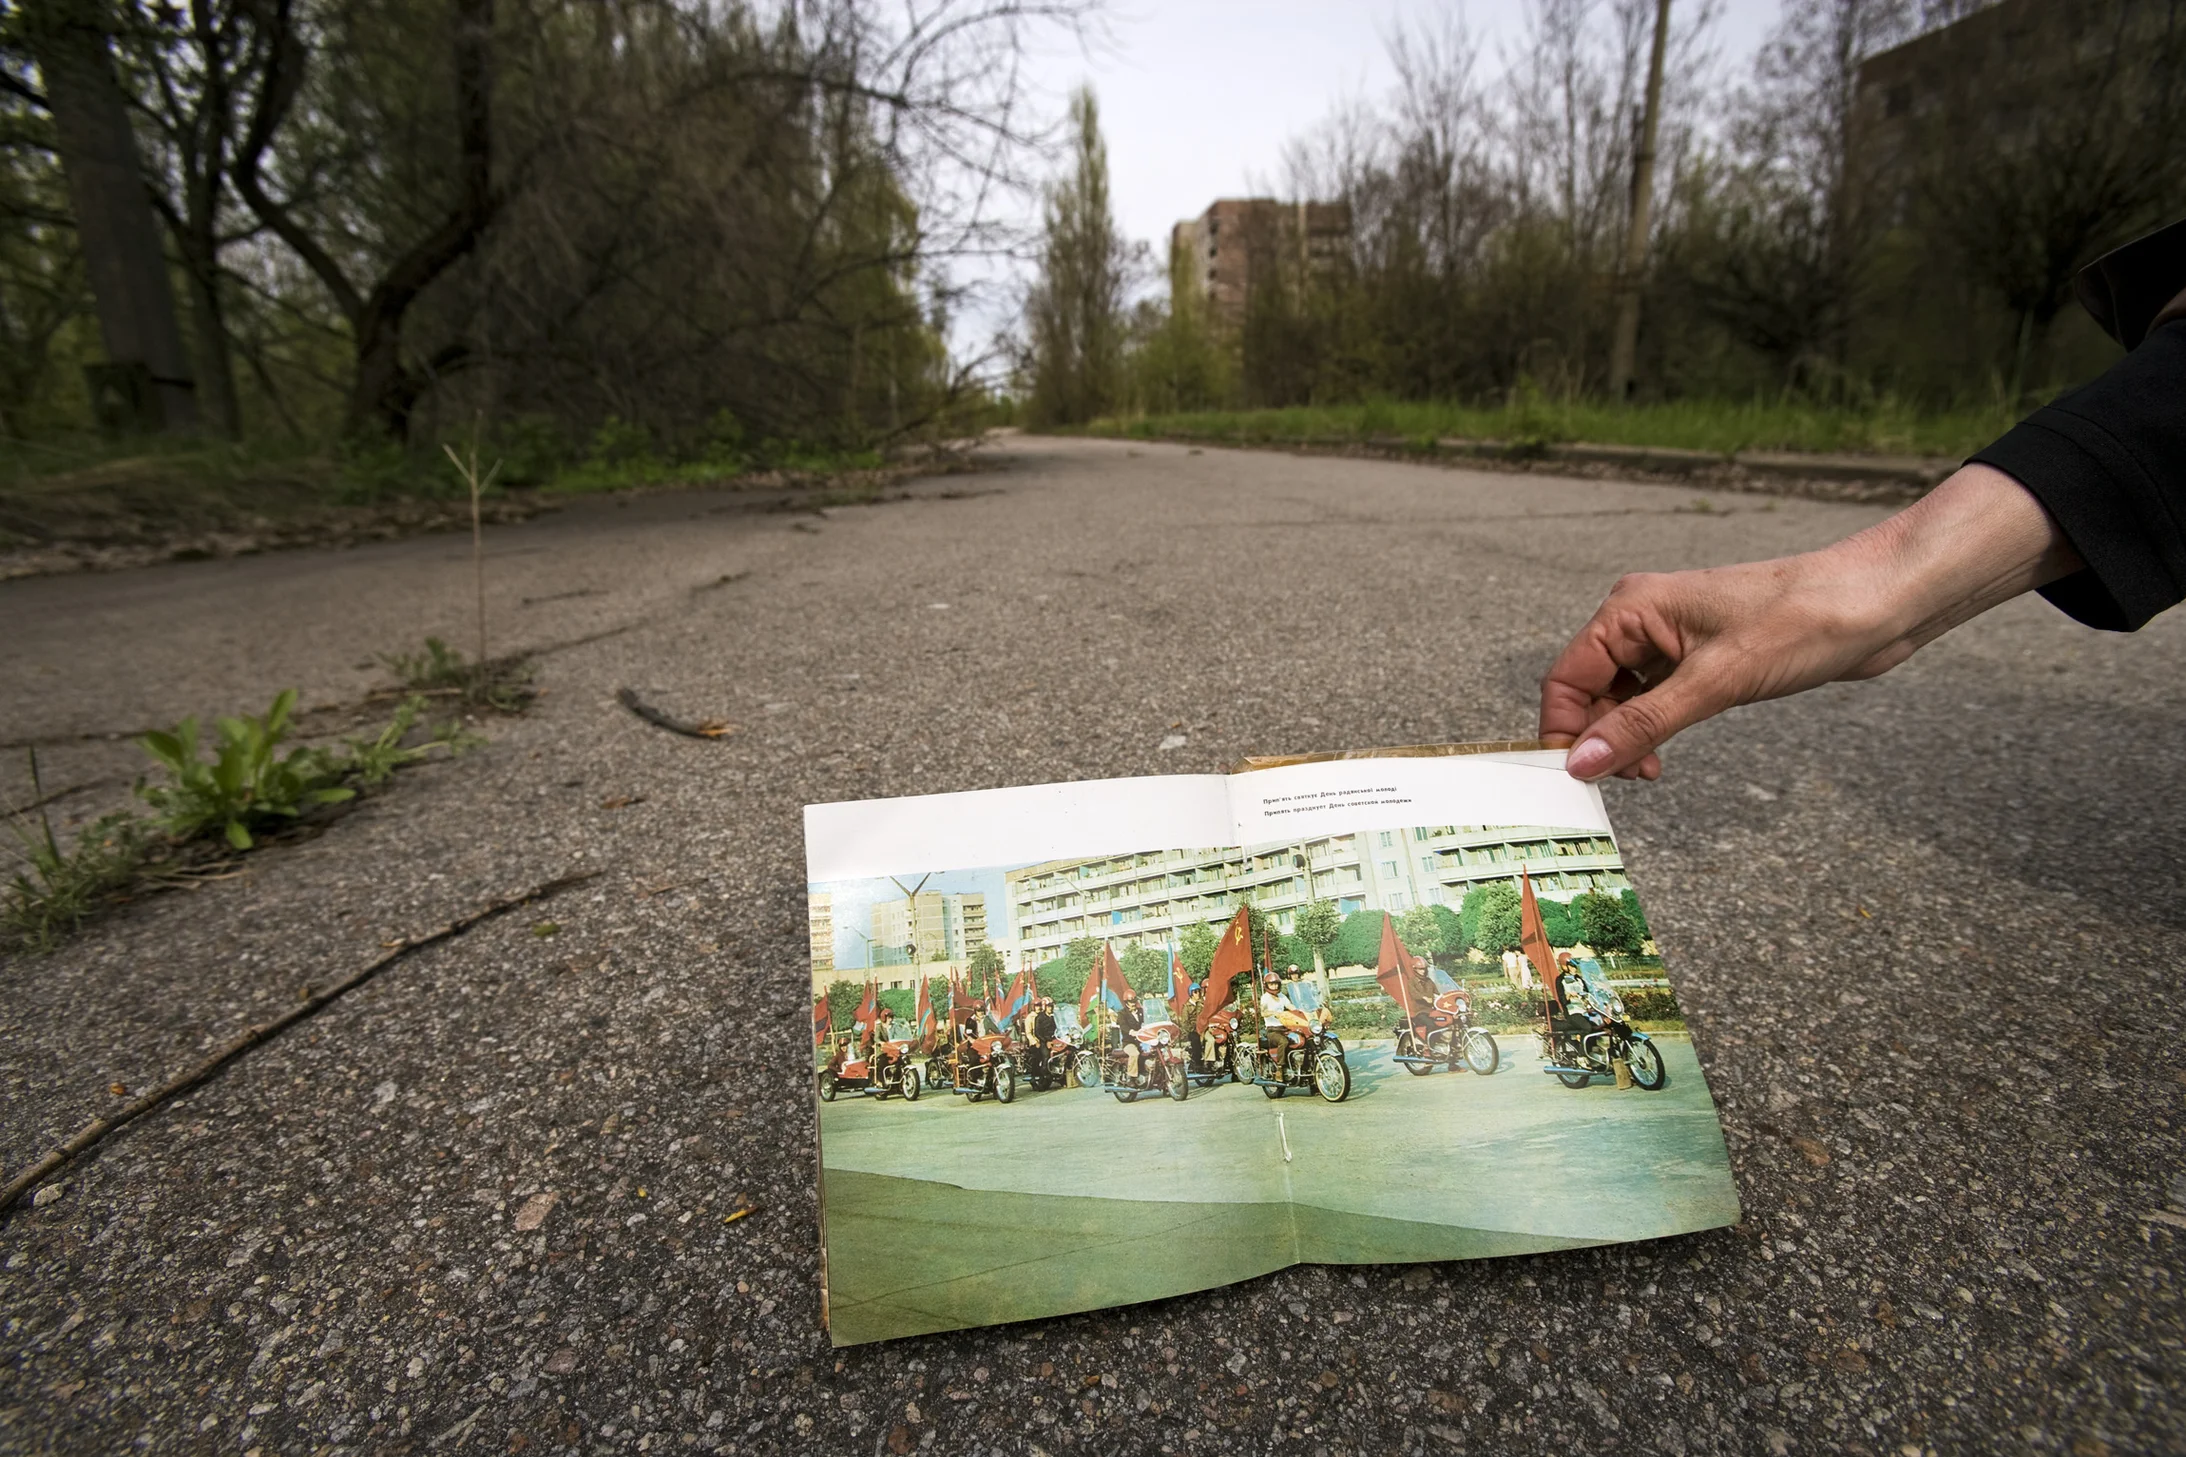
<box><xmin>0</xmin><ymin>869</ymin><xmax>602</xmax><ymax>1214</ymax></box>
<box><xmin>615</xmin><ymin>687</ymin><xmax>737</xmax><ymax>739</ymax></box>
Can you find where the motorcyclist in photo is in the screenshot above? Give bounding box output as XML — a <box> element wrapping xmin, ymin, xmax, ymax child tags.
<box><xmin>1551</xmin><ymin>954</ymin><xmax>1605</xmax><ymax>1052</ymax></box>
<box><xmin>871</xmin><ymin>1011</ymin><xmax>902</xmax><ymax>1083</ymax></box>
<box><xmin>1023</xmin><ymin>997</ymin><xmax>1057</xmax><ymax>1083</ymax></box>
<box><xmin>1260</xmin><ymin>973</ymin><xmax>1309</xmax><ymax>1080</ymax></box>
<box><xmin>1288</xmin><ymin>963</ymin><xmax>1335</xmax><ymax>1034</ymax></box>
<box><xmin>951</xmin><ymin>1013</ymin><xmax>984</xmax><ymax>1082</ymax></box>
<box><xmin>1117</xmin><ymin>992</ymin><xmax>1147</xmax><ymax>1082</ymax></box>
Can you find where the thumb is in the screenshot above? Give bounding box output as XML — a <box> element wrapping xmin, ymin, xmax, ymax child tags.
<box><xmin>1563</xmin><ymin>665</ymin><xmax>1729</xmax><ymax>781</ymax></box>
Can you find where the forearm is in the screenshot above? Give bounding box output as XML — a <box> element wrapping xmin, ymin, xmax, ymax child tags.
<box><xmin>1828</xmin><ymin>463</ymin><xmax>2084</xmax><ymax>665</ymax></box>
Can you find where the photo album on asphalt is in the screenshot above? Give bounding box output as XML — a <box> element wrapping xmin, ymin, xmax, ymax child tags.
<box><xmin>803</xmin><ymin>744</ymin><xmax>1740</xmax><ymax>1345</ymax></box>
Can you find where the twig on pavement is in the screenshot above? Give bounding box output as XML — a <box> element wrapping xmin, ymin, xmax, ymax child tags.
<box><xmin>615</xmin><ymin>687</ymin><xmax>737</xmax><ymax>739</ymax></box>
<box><xmin>0</xmin><ymin>869</ymin><xmax>602</xmax><ymax>1214</ymax></box>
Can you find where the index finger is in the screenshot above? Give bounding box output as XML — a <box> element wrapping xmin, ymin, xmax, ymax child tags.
<box><xmin>1538</xmin><ymin>590</ymin><xmax>1682</xmax><ymax>741</ymax></box>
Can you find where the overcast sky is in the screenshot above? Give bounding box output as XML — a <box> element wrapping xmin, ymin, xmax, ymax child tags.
<box><xmin>955</xmin><ymin>0</ymin><xmax>1780</xmax><ymax>355</ymax></box>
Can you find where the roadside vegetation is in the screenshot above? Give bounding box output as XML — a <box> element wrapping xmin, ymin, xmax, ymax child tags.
<box><xmin>1014</xmin><ymin>5</ymin><xmax>2179</xmax><ymax>458</ymax></box>
<box><xmin>3</xmin><ymin>687</ymin><xmax>475</xmax><ymax>954</ymax></box>
<box><xmin>0</xmin><ymin>0</ymin><xmax>1055</xmax><ymax>554</ymax></box>
<box><xmin>1074</xmin><ymin>396</ymin><xmax>2014</xmax><ymax>461</ymax></box>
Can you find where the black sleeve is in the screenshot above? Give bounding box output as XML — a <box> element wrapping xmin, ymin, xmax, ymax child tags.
<box><xmin>1970</xmin><ymin>319</ymin><xmax>2186</xmax><ymax>632</ymax></box>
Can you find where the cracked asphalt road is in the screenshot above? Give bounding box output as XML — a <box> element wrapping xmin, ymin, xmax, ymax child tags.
<box><xmin>1</xmin><ymin>435</ymin><xmax>2181</xmax><ymax>1456</ymax></box>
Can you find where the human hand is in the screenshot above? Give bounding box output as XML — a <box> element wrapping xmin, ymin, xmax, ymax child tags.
<box><xmin>1540</xmin><ymin>465</ymin><xmax>2083</xmax><ymax>781</ymax></box>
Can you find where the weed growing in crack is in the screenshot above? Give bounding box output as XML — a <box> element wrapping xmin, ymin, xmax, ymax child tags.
<box><xmin>345</xmin><ymin>696</ymin><xmax>483</xmax><ymax>784</ymax></box>
<box><xmin>135</xmin><ymin>689</ymin><xmax>355</xmax><ymax>850</ymax></box>
<box><xmin>4</xmin><ymin>693</ymin><xmax>478</xmax><ymax>954</ymax></box>
<box><xmin>378</xmin><ymin>636</ymin><xmax>535</xmax><ymax>713</ymax></box>
<box><xmin>3</xmin><ymin>753</ymin><xmax>147</xmax><ymax>954</ymax></box>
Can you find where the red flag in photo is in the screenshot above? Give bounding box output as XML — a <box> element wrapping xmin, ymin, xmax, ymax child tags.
<box><xmin>853</xmin><ymin>978</ymin><xmax>880</xmax><ymax>1051</ymax></box>
<box><xmin>1197</xmin><ymin>907</ymin><xmax>1255</xmax><ymax>1034</ymax></box>
<box><xmin>1167</xmin><ymin>944</ymin><xmax>1191</xmax><ymax>1017</ymax></box>
<box><xmin>812</xmin><ymin>991</ymin><xmax>829</xmax><ymax>1049</ymax></box>
<box><xmin>914</xmin><ymin>975</ymin><xmax>936</xmax><ymax>1054</ymax></box>
<box><xmin>1080</xmin><ymin>942</ymin><xmax>1130</xmax><ymax>1022</ymax></box>
<box><xmin>991</xmin><ymin>968</ymin><xmax>1033</xmax><ymax>1028</ymax></box>
<box><xmin>1520</xmin><ymin>869</ymin><xmax>1563</xmax><ymax>1022</ymax></box>
<box><xmin>947</xmin><ymin>970</ymin><xmax>979</xmax><ymax>1034</ymax></box>
<box><xmin>1374</xmin><ymin>913</ymin><xmax>1432</xmax><ymax>1028</ymax></box>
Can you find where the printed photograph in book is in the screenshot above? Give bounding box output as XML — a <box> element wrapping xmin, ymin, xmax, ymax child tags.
<box><xmin>807</xmin><ymin>823</ymin><xmax>1740</xmax><ymax>1346</ymax></box>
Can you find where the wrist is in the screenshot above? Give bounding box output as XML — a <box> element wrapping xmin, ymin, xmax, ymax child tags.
<box><xmin>1823</xmin><ymin>463</ymin><xmax>2081</xmax><ymax>657</ymax></box>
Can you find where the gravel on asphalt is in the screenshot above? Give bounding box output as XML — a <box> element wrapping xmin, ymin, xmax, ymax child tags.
<box><xmin>0</xmin><ymin>436</ymin><xmax>2179</xmax><ymax>1457</ymax></box>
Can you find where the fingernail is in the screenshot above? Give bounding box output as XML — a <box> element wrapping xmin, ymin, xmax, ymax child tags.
<box><xmin>1566</xmin><ymin>739</ymin><xmax>1613</xmax><ymax>780</ymax></box>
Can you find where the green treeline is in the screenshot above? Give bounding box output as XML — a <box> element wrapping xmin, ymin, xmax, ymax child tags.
<box><xmin>823</xmin><ymin>879</ymin><xmax>1655</xmax><ymax>1033</ymax></box>
<box><xmin>1021</xmin><ymin>0</ymin><xmax>2186</xmax><ymax>434</ymax></box>
<box><xmin>1</xmin><ymin>0</ymin><xmax>1059</xmax><ymax>475</ymax></box>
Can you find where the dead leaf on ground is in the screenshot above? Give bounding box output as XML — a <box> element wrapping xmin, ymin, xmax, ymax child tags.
<box><xmin>1788</xmin><ymin>1135</ymin><xmax>1832</xmax><ymax>1167</ymax></box>
<box><xmin>107</xmin><ymin>1082</ymin><xmax>127</xmax><ymax>1096</ymax></box>
<box><xmin>598</xmin><ymin>794</ymin><xmax>647</xmax><ymax>810</ymax></box>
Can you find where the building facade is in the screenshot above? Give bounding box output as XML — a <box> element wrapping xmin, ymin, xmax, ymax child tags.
<box><xmin>1004</xmin><ymin>827</ymin><xmax>1629</xmax><ymax>966</ymax></box>
<box><xmin>1171</xmin><ymin>198</ymin><xmax>1351</xmax><ymax>322</ymax></box>
<box><xmin>807</xmin><ymin>892</ymin><xmax>833</xmax><ymax>977</ymax></box>
<box><xmin>869</xmin><ymin>892</ymin><xmax>987</xmax><ymax>968</ymax></box>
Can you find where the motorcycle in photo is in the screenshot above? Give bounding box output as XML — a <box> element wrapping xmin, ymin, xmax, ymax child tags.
<box><xmin>816</xmin><ymin>1036</ymin><xmax>921</xmax><ymax>1103</ymax></box>
<box><xmin>932</xmin><ymin>1032</ymin><xmax>1019</xmax><ymax>1104</ymax></box>
<box><xmin>1186</xmin><ymin>1008</ymin><xmax>1243</xmax><ymax>1088</ymax></box>
<box><xmin>1391</xmin><ymin>977</ymin><xmax>1500</xmax><ymax>1076</ymax></box>
<box><xmin>1020</xmin><ymin>1028</ymin><xmax>1082</xmax><ymax>1091</ymax></box>
<box><xmin>1536</xmin><ymin>958</ymin><xmax>1667</xmax><ymax>1091</ymax></box>
<box><xmin>1096</xmin><ymin>1021</ymin><xmax>1189</xmax><ymax>1103</ymax></box>
<box><xmin>1236</xmin><ymin>1016</ymin><xmax>1350</xmax><ymax>1102</ymax></box>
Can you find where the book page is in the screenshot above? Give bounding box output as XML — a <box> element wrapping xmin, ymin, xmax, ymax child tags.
<box><xmin>1216</xmin><ymin>751</ymin><xmax>1739</xmax><ymax>1272</ymax></box>
<box><xmin>803</xmin><ymin>755</ymin><xmax>1739</xmax><ymax>1346</ymax></box>
<box><xmin>804</xmin><ymin>774</ymin><xmax>1295</xmax><ymax>1347</ymax></box>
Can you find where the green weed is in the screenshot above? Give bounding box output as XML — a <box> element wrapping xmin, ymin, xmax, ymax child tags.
<box><xmin>343</xmin><ymin>695</ymin><xmax>481</xmax><ymax>784</ymax></box>
<box><xmin>135</xmin><ymin>689</ymin><xmax>355</xmax><ymax>850</ymax></box>
<box><xmin>378</xmin><ymin>637</ymin><xmax>535</xmax><ymax>713</ymax></box>
<box><xmin>5</xmin><ymin>691</ymin><xmax>476</xmax><ymax>953</ymax></box>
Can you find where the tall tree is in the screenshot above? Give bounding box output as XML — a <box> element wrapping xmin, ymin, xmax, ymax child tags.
<box><xmin>17</xmin><ymin>0</ymin><xmax>198</xmax><ymax>431</ymax></box>
<box><xmin>1460</xmin><ymin>880</ymin><xmax>1522</xmax><ymax>956</ymax></box>
<box><xmin>1914</xmin><ymin>0</ymin><xmax>2186</xmax><ymax>400</ymax></box>
<box><xmin>1698</xmin><ymin>0</ymin><xmax>1910</xmax><ymax>389</ymax></box>
<box><xmin>1398</xmin><ymin>902</ymin><xmax>1453</xmax><ymax>966</ymax></box>
<box><xmin>229</xmin><ymin>0</ymin><xmax>498</xmax><ymax>440</ymax></box>
<box><xmin>1605</xmin><ymin>0</ymin><xmax>1671</xmax><ymax>400</ymax></box>
<box><xmin>1177</xmin><ymin>921</ymin><xmax>1220</xmax><ymax>982</ymax></box>
<box><xmin>1573</xmin><ymin>889</ymin><xmax>1642</xmax><ymax>952</ymax></box>
<box><xmin>1022</xmin><ymin>85</ymin><xmax>1125</xmax><ymax>426</ymax></box>
<box><xmin>1292</xmin><ymin>897</ymin><xmax>1341</xmax><ymax>976</ymax></box>
<box><xmin>130</xmin><ymin>0</ymin><xmax>265</xmax><ymax>438</ymax></box>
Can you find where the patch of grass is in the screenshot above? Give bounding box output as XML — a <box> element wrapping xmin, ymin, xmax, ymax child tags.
<box><xmin>1075</xmin><ymin>396</ymin><xmax>2019</xmax><ymax>459</ymax></box>
<box><xmin>4</xmin><ymin>691</ymin><xmax>480</xmax><ymax>953</ymax></box>
<box><xmin>3</xmin><ymin>807</ymin><xmax>147</xmax><ymax>955</ymax></box>
<box><xmin>0</xmin><ymin>424</ymin><xmax>899</xmax><ymax>558</ymax></box>
<box><xmin>378</xmin><ymin>637</ymin><xmax>535</xmax><ymax>713</ymax></box>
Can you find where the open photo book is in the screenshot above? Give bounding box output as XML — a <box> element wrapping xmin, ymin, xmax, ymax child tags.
<box><xmin>803</xmin><ymin>745</ymin><xmax>1741</xmax><ymax>1346</ymax></box>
